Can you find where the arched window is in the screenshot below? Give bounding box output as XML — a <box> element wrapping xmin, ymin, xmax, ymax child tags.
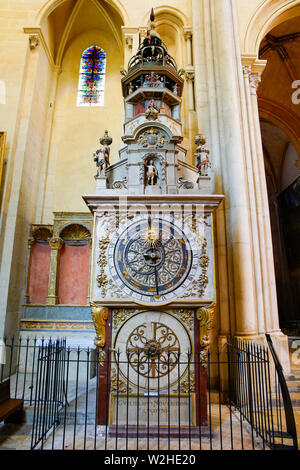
<box><xmin>77</xmin><ymin>45</ymin><xmax>106</xmax><ymax>106</ymax></box>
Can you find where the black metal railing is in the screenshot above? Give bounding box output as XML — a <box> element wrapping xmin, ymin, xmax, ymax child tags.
<box><xmin>30</xmin><ymin>339</ymin><xmax>67</xmax><ymax>449</ymax></box>
<box><xmin>0</xmin><ymin>337</ymin><xmax>67</xmax><ymax>406</ymax></box>
<box><xmin>0</xmin><ymin>335</ymin><xmax>298</xmax><ymax>451</ymax></box>
<box><xmin>227</xmin><ymin>336</ymin><xmax>298</xmax><ymax>450</ymax></box>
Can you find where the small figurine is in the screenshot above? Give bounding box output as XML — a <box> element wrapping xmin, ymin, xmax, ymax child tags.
<box><xmin>93</xmin><ymin>130</ymin><xmax>113</xmax><ymax>177</ymax></box>
<box><xmin>194</xmin><ymin>135</ymin><xmax>211</xmax><ymax>177</ymax></box>
<box><xmin>143</xmin><ymin>72</ymin><xmax>163</xmax><ymax>88</ymax></box>
<box><xmin>146</xmin><ymin>159</ymin><xmax>158</xmax><ymax>185</ymax></box>
<box><xmin>128</xmin><ymin>82</ymin><xmax>134</xmax><ymax>94</ymax></box>
<box><xmin>172</xmin><ymin>83</ymin><xmax>178</xmax><ymax>95</ymax></box>
<box><xmin>145</xmin><ymin>100</ymin><xmax>159</xmax><ymax>120</ymax></box>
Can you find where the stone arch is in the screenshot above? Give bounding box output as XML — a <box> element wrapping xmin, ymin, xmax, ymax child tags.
<box><xmin>59</xmin><ymin>223</ymin><xmax>91</xmax><ymax>241</ymax></box>
<box><xmin>35</xmin><ymin>0</ymin><xmax>125</xmax><ymax>66</ymax></box>
<box><xmin>142</xmin><ymin>6</ymin><xmax>188</xmax><ymax>28</ymax></box>
<box><xmin>244</xmin><ymin>0</ymin><xmax>300</xmax><ymax>55</ymax></box>
<box><xmin>142</xmin><ymin>7</ymin><xmax>187</xmax><ymax>66</ymax></box>
<box><xmin>36</xmin><ymin>0</ymin><xmax>128</xmax><ymax>28</ymax></box>
<box><xmin>258</xmin><ymin>97</ymin><xmax>300</xmax><ymax>157</ymax></box>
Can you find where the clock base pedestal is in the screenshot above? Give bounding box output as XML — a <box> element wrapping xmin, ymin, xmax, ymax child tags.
<box><xmin>94</xmin><ymin>307</ymin><xmax>211</xmax><ymax>431</ymax></box>
<box><xmin>107</xmin><ymin>425</ymin><xmax>211</xmax><ymax>439</ymax></box>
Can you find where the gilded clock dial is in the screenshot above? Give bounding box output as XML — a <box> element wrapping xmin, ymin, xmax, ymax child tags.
<box><xmin>113</xmin><ymin>218</ymin><xmax>192</xmax><ymax>297</ymax></box>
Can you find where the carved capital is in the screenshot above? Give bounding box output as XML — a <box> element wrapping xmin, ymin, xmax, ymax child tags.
<box><xmin>242</xmin><ymin>65</ymin><xmax>251</xmax><ymax>77</ymax></box>
<box><xmin>185</xmin><ymin>71</ymin><xmax>195</xmax><ymax>82</ymax></box>
<box><xmin>87</xmin><ymin>237</ymin><xmax>93</xmax><ymax>249</ymax></box>
<box><xmin>91</xmin><ymin>303</ymin><xmax>109</xmax><ymax>348</ymax></box>
<box><xmin>29</xmin><ymin>34</ymin><xmax>39</xmax><ymax>50</ymax></box>
<box><xmin>139</xmin><ymin>27</ymin><xmax>147</xmax><ymax>42</ymax></box>
<box><xmin>184</xmin><ymin>31</ymin><xmax>192</xmax><ymax>41</ymax></box>
<box><xmin>249</xmin><ymin>72</ymin><xmax>261</xmax><ymax>95</ymax></box>
<box><xmin>125</xmin><ymin>35</ymin><xmax>133</xmax><ymax>49</ymax></box>
<box><xmin>49</xmin><ymin>237</ymin><xmax>64</xmax><ymax>250</ymax></box>
<box><xmin>28</xmin><ymin>237</ymin><xmax>35</xmax><ymax>247</ymax></box>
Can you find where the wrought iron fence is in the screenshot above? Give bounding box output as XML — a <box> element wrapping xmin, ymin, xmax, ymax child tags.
<box><xmin>0</xmin><ymin>335</ymin><xmax>298</xmax><ymax>451</ymax></box>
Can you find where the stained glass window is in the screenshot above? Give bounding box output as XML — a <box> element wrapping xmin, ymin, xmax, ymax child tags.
<box><xmin>77</xmin><ymin>45</ymin><xmax>106</xmax><ymax>106</ymax></box>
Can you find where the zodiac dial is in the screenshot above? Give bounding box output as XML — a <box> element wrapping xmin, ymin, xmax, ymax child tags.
<box><xmin>107</xmin><ymin>217</ymin><xmax>200</xmax><ymax>303</ymax></box>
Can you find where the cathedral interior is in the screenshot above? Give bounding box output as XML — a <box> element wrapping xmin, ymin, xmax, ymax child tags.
<box><xmin>0</xmin><ymin>0</ymin><xmax>299</xmax><ymax>451</ymax></box>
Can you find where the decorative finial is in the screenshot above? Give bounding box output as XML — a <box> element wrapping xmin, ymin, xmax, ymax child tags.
<box><xmin>150</xmin><ymin>8</ymin><xmax>155</xmax><ymax>22</ymax></box>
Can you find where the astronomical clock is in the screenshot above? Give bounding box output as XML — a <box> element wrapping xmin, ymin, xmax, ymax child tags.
<box><xmin>83</xmin><ymin>12</ymin><xmax>223</xmax><ymax>430</ymax></box>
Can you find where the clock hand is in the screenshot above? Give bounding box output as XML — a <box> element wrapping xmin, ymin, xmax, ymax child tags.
<box><xmin>154</xmin><ymin>264</ymin><xmax>159</xmax><ymax>295</ymax></box>
<box><xmin>150</xmin><ymin>245</ymin><xmax>160</xmax><ymax>295</ymax></box>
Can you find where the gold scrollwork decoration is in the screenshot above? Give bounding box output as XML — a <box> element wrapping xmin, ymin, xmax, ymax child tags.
<box><xmin>96</xmin><ymin>236</ymin><xmax>110</xmax><ymax>295</ymax></box>
<box><xmin>175</xmin><ymin>309</ymin><xmax>194</xmax><ymax>330</ymax></box>
<box><xmin>196</xmin><ymin>303</ymin><xmax>215</xmax><ymax>348</ymax></box>
<box><xmin>111</xmin><ymin>368</ymin><xmax>132</xmax><ymax>393</ymax></box>
<box><xmin>196</xmin><ymin>303</ymin><xmax>215</xmax><ymax>367</ymax></box>
<box><xmin>112</xmin><ymin>309</ymin><xmax>137</xmax><ymax>330</ymax></box>
<box><xmin>49</xmin><ymin>237</ymin><xmax>64</xmax><ymax>250</ymax></box>
<box><xmin>179</xmin><ymin>375</ymin><xmax>195</xmax><ymax>393</ymax></box>
<box><xmin>98</xmin><ymin>348</ymin><xmax>106</xmax><ymax>367</ymax></box>
<box><xmin>91</xmin><ymin>303</ymin><xmax>109</xmax><ymax>348</ymax></box>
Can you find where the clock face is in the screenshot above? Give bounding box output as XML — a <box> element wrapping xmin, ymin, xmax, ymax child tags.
<box><xmin>113</xmin><ymin>311</ymin><xmax>192</xmax><ymax>391</ymax></box>
<box><xmin>107</xmin><ymin>216</ymin><xmax>200</xmax><ymax>303</ymax></box>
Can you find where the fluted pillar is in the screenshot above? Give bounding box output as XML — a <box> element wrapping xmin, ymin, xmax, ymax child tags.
<box><xmin>23</xmin><ymin>237</ymin><xmax>35</xmax><ymax>304</ymax></box>
<box><xmin>241</xmin><ymin>57</ymin><xmax>289</xmax><ymax>366</ymax></box>
<box><xmin>46</xmin><ymin>237</ymin><xmax>63</xmax><ymax>305</ymax></box>
<box><xmin>192</xmin><ymin>0</ymin><xmax>289</xmax><ymax>366</ymax></box>
<box><xmin>249</xmin><ymin>69</ymin><xmax>281</xmax><ymax>334</ymax></box>
<box><xmin>193</xmin><ymin>0</ymin><xmax>260</xmax><ymax>338</ymax></box>
<box><xmin>192</xmin><ymin>0</ymin><xmax>231</xmax><ymax>341</ymax></box>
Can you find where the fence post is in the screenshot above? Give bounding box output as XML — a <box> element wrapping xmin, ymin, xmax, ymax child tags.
<box><xmin>265</xmin><ymin>334</ymin><xmax>298</xmax><ymax>450</ymax></box>
<box><xmin>246</xmin><ymin>346</ymin><xmax>255</xmax><ymax>447</ymax></box>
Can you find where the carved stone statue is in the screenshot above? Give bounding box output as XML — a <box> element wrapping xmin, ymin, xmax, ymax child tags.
<box><xmin>93</xmin><ymin>130</ymin><xmax>112</xmax><ymax>177</ymax></box>
<box><xmin>194</xmin><ymin>135</ymin><xmax>211</xmax><ymax>177</ymax></box>
<box><xmin>146</xmin><ymin>159</ymin><xmax>158</xmax><ymax>186</ymax></box>
<box><xmin>145</xmin><ymin>100</ymin><xmax>159</xmax><ymax>120</ymax></box>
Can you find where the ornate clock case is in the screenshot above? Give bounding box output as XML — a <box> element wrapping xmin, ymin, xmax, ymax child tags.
<box><xmin>83</xmin><ymin>17</ymin><xmax>223</xmax><ymax>431</ymax></box>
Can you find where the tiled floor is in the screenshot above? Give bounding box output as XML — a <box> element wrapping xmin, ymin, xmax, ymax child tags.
<box><xmin>0</xmin><ymin>404</ymin><xmax>265</xmax><ymax>451</ymax></box>
<box><xmin>0</xmin><ymin>367</ymin><xmax>299</xmax><ymax>451</ymax></box>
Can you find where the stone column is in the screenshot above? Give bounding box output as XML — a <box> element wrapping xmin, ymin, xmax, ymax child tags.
<box><xmin>192</xmin><ymin>0</ymin><xmax>231</xmax><ymax>344</ymax></box>
<box><xmin>199</xmin><ymin>0</ymin><xmax>259</xmax><ymax>338</ymax></box>
<box><xmin>249</xmin><ymin>68</ymin><xmax>281</xmax><ymax>334</ymax></box>
<box><xmin>241</xmin><ymin>64</ymin><xmax>266</xmax><ymax>336</ymax></box>
<box><xmin>122</xmin><ymin>27</ymin><xmax>139</xmax><ymax>69</ymax></box>
<box><xmin>184</xmin><ymin>29</ymin><xmax>193</xmax><ymax>66</ymax></box>
<box><xmin>86</xmin><ymin>237</ymin><xmax>93</xmax><ymax>305</ymax></box>
<box><xmin>185</xmin><ymin>71</ymin><xmax>195</xmax><ymax>111</ymax></box>
<box><xmin>0</xmin><ymin>32</ymin><xmax>42</xmax><ymax>337</ymax></box>
<box><xmin>185</xmin><ymin>69</ymin><xmax>196</xmax><ymax>163</ymax></box>
<box><xmin>46</xmin><ymin>237</ymin><xmax>63</xmax><ymax>305</ymax></box>
<box><xmin>36</xmin><ymin>65</ymin><xmax>61</xmax><ymax>224</ymax></box>
<box><xmin>23</xmin><ymin>237</ymin><xmax>35</xmax><ymax>304</ymax></box>
<box><xmin>241</xmin><ymin>58</ymin><xmax>290</xmax><ymax>367</ymax></box>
